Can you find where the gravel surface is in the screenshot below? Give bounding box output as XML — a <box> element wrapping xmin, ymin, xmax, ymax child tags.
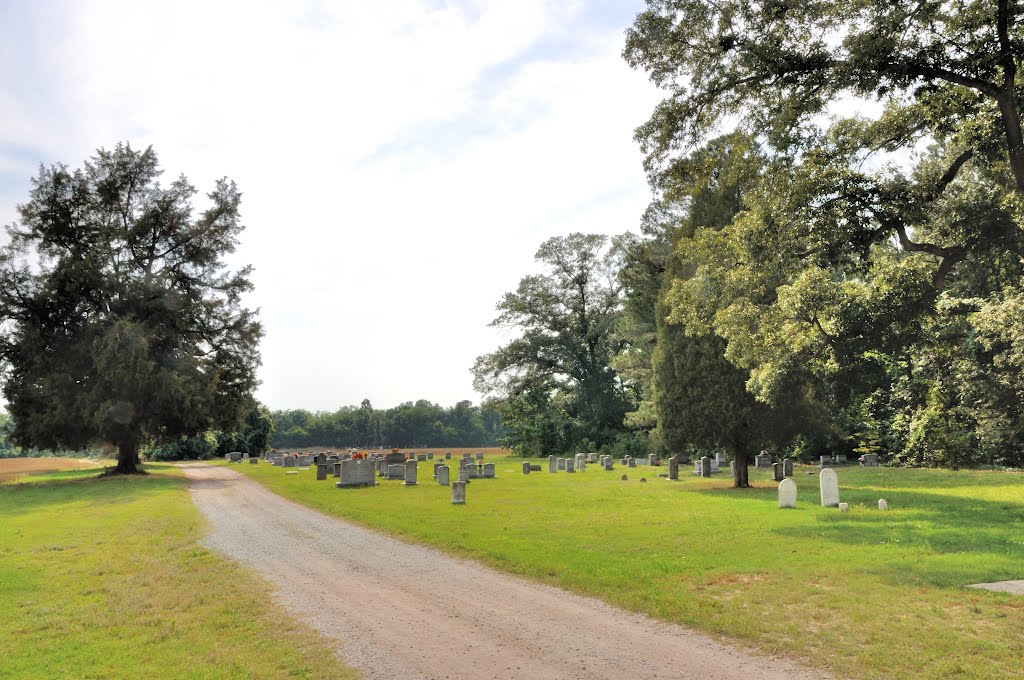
<box><xmin>182</xmin><ymin>464</ymin><xmax>826</xmax><ymax>680</ymax></box>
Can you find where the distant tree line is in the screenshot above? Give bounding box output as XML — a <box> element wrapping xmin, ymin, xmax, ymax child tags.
<box><xmin>270</xmin><ymin>399</ymin><xmax>503</xmax><ymax>449</ymax></box>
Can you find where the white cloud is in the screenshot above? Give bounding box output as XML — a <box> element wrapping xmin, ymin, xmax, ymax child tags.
<box><xmin>0</xmin><ymin>0</ymin><xmax>662</xmax><ymax>410</ymax></box>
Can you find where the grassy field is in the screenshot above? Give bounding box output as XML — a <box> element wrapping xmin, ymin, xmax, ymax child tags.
<box><xmin>231</xmin><ymin>457</ymin><xmax>1024</xmax><ymax>679</ymax></box>
<box><xmin>0</xmin><ymin>456</ymin><xmax>100</xmax><ymax>483</ymax></box>
<box><xmin>0</xmin><ymin>464</ymin><xmax>358</xmax><ymax>679</ymax></box>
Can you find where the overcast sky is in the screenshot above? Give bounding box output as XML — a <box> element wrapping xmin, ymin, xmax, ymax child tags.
<box><xmin>0</xmin><ymin>0</ymin><xmax>662</xmax><ymax>411</ymax></box>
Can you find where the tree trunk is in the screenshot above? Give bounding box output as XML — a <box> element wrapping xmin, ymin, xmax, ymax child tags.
<box><xmin>114</xmin><ymin>437</ymin><xmax>142</xmax><ymax>474</ymax></box>
<box><xmin>732</xmin><ymin>449</ymin><xmax>750</xmax><ymax>488</ymax></box>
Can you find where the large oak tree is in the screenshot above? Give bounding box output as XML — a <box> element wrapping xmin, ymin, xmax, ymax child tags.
<box><xmin>623</xmin><ymin>1</ymin><xmax>1024</xmax><ymax>466</ymax></box>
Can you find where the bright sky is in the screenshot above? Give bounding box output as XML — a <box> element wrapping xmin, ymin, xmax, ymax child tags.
<box><xmin>0</xmin><ymin>0</ymin><xmax>662</xmax><ymax>411</ymax></box>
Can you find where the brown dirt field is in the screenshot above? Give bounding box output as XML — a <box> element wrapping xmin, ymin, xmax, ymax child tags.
<box><xmin>0</xmin><ymin>457</ymin><xmax>100</xmax><ymax>483</ymax></box>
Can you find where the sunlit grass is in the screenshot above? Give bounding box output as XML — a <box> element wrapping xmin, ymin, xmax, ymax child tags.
<box><xmin>0</xmin><ymin>464</ymin><xmax>358</xmax><ymax>679</ymax></box>
<box><xmin>234</xmin><ymin>458</ymin><xmax>1024</xmax><ymax>679</ymax></box>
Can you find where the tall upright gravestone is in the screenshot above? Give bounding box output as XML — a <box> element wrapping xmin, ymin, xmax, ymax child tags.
<box><xmin>451</xmin><ymin>480</ymin><xmax>466</xmax><ymax>504</ymax></box>
<box><xmin>548</xmin><ymin>455</ymin><xmax>557</xmax><ymax>473</ymax></box>
<box><xmin>437</xmin><ymin>465</ymin><xmax>450</xmax><ymax>486</ymax></box>
<box><xmin>404</xmin><ymin>459</ymin><xmax>418</xmax><ymax>486</ymax></box>
<box><xmin>778</xmin><ymin>478</ymin><xmax>797</xmax><ymax>508</ymax></box>
<box><xmin>668</xmin><ymin>455</ymin><xmax>679</xmax><ymax>480</ymax></box>
<box><xmin>819</xmin><ymin>468</ymin><xmax>840</xmax><ymax>507</ymax></box>
<box><xmin>700</xmin><ymin>456</ymin><xmax>712</xmax><ymax>478</ymax></box>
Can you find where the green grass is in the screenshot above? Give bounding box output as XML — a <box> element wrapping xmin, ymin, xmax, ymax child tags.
<box><xmin>0</xmin><ymin>464</ymin><xmax>358</xmax><ymax>680</ymax></box>
<box><xmin>233</xmin><ymin>458</ymin><xmax>1024</xmax><ymax>679</ymax></box>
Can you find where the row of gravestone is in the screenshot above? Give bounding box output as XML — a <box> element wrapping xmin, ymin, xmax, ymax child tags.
<box><xmin>304</xmin><ymin>457</ymin><xmax>475</xmax><ymax>504</ymax></box>
<box><xmin>541</xmin><ymin>453</ymin><xmax>672</xmax><ymax>474</ymax></box>
<box><xmin>777</xmin><ymin>469</ymin><xmax>889</xmax><ymax>511</ymax></box>
<box><xmin>302</xmin><ymin>456</ymin><xmax>497</xmax><ymax>488</ymax></box>
<box><xmin>265</xmin><ymin>450</ymin><xmax>487</xmax><ymax>464</ymax></box>
<box><xmin>820</xmin><ymin>453</ymin><xmax>881</xmax><ymax>467</ymax></box>
<box><xmin>225</xmin><ymin>451</ymin><xmax>258</xmax><ymax>464</ymax></box>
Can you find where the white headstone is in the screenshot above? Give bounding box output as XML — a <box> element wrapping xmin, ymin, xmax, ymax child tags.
<box><xmin>778</xmin><ymin>478</ymin><xmax>797</xmax><ymax>508</ymax></box>
<box><xmin>548</xmin><ymin>455</ymin><xmax>557</xmax><ymax>473</ymax></box>
<box><xmin>878</xmin><ymin>498</ymin><xmax>888</xmax><ymax>511</ymax></box>
<box><xmin>838</xmin><ymin>502</ymin><xmax>849</xmax><ymax>512</ymax></box>
<box><xmin>819</xmin><ymin>468</ymin><xmax>840</xmax><ymax>507</ymax></box>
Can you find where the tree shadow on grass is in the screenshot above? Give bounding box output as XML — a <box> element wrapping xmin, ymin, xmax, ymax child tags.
<box><xmin>0</xmin><ymin>466</ymin><xmax>184</xmax><ymax>516</ymax></box>
<box><xmin>684</xmin><ymin>481</ymin><xmax>1024</xmax><ymax>587</ymax></box>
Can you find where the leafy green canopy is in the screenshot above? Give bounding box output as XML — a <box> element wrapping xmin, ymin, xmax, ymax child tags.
<box><xmin>472</xmin><ymin>234</ymin><xmax>631</xmax><ymax>455</ymax></box>
<box><xmin>0</xmin><ymin>144</ymin><xmax>262</xmax><ymax>472</ymax></box>
<box><xmin>623</xmin><ymin>1</ymin><xmax>1024</xmax><ymax>466</ymax></box>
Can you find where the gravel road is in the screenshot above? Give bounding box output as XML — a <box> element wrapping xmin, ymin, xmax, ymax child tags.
<box><xmin>182</xmin><ymin>463</ymin><xmax>826</xmax><ymax>680</ymax></box>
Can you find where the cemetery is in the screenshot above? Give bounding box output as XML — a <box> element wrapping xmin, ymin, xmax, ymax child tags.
<box><xmin>228</xmin><ymin>449</ymin><xmax>1024</xmax><ymax>679</ymax></box>
<box><xmin>6</xmin><ymin>445</ymin><xmax>1023</xmax><ymax>679</ymax></box>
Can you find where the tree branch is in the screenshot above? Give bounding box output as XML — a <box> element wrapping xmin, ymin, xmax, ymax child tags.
<box><xmin>923</xmin><ymin>148</ymin><xmax>975</xmax><ymax>202</ymax></box>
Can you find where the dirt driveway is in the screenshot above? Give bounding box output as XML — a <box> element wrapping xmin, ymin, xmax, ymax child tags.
<box><xmin>182</xmin><ymin>464</ymin><xmax>826</xmax><ymax>680</ymax></box>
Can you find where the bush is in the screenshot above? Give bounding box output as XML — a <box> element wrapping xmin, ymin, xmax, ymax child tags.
<box><xmin>146</xmin><ymin>433</ymin><xmax>219</xmax><ymax>461</ymax></box>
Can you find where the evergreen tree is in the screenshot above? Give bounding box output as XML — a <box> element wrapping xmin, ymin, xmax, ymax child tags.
<box><xmin>0</xmin><ymin>144</ymin><xmax>262</xmax><ymax>473</ymax></box>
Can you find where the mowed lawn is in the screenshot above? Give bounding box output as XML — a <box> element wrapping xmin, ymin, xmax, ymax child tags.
<box><xmin>0</xmin><ymin>465</ymin><xmax>357</xmax><ymax>680</ymax></box>
<box><xmin>234</xmin><ymin>458</ymin><xmax>1024</xmax><ymax>679</ymax></box>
